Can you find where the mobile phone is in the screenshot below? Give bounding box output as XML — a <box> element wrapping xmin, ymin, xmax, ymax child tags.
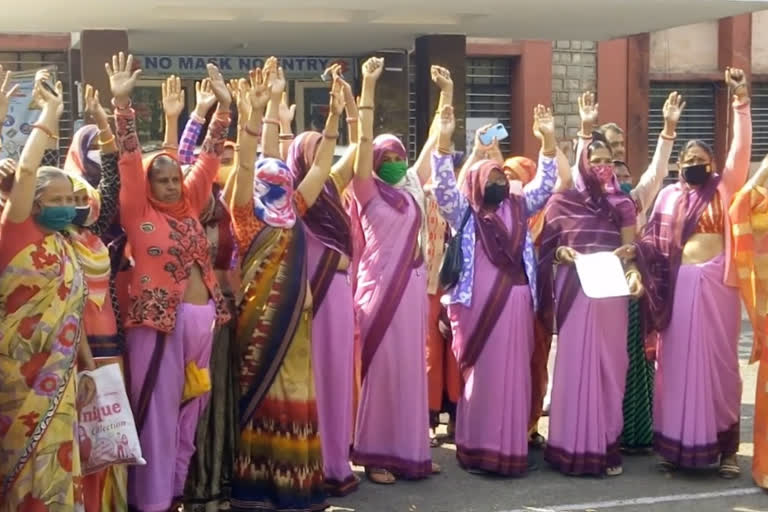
<box><xmin>40</xmin><ymin>79</ymin><xmax>58</xmax><ymax>97</ymax></box>
<box><xmin>479</xmin><ymin>123</ymin><xmax>508</xmax><ymax>146</ymax></box>
<box><xmin>321</xmin><ymin>70</ymin><xmax>344</xmax><ymax>83</ymax></box>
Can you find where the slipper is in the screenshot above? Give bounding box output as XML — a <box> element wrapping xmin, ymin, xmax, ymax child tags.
<box><xmin>365</xmin><ymin>467</ymin><xmax>396</xmax><ymax>485</ymax></box>
<box><xmin>656</xmin><ymin>459</ymin><xmax>676</xmax><ymax>474</ymax></box>
<box><xmin>719</xmin><ymin>463</ymin><xmax>741</xmax><ymax>479</ymax></box>
<box><xmin>528</xmin><ymin>432</ymin><xmax>546</xmax><ymax>450</ymax></box>
<box><xmin>431</xmin><ymin>462</ymin><xmax>442</xmax><ymax>474</ymax></box>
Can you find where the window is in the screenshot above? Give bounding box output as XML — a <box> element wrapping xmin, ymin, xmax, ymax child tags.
<box><xmin>466</xmin><ymin>58</ymin><xmax>511</xmax><ymax>154</ymax></box>
<box><xmin>751</xmin><ymin>83</ymin><xmax>768</xmax><ymax>162</ymax></box>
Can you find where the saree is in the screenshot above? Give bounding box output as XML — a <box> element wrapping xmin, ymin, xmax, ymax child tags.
<box><xmin>730</xmin><ymin>184</ymin><xmax>768</xmax><ymax>486</ymax></box>
<box><xmin>0</xmin><ymin>231</ymin><xmax>86</xmax><ymax>510</ymax></box>
<box><xmin>231</xmin><ymin>221</ymin><xmax>326</xmax><ymax>511</ymax></box>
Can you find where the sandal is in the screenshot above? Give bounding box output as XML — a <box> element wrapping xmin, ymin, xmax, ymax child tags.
<box><xmin>606</xmin><ymin>465</ymin><xmax>623</xmax><ymax>477</ymax></box>
<box><xmin>431</xmin><ymin>462</ymin><xmax>442</xmax><ymax>474</ymax></box>
<box><xmin>528</xmin><ymin>432</ymin><xmax>547</xmax><ymax>450</ymax></box>
<box><xmin>365</xmin><ymin>467</ymin><xmax>396</xmax><ymax>485</ymax></box>
<box><xmin>656</xmin><ymin>459</ymin><xmax>676</xmax><ymax>474</ymax></box>
<box><xmin>430</xmin><ymin>436</ymin><xmax>441</xmax><ymax>448</ymax></box>
<box><xmin>719</xmin><ymin>456</ymin><xmax>741</xmax><ymax>479</ymax></box>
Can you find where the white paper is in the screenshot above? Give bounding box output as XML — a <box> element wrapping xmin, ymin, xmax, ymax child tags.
<box><xmin>573</xmin><ymin>251</ymin><xmax>631</xmax><ymax>299</ymax></box>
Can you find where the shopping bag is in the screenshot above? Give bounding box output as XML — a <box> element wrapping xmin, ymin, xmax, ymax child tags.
<box><xmin>77</xmin><ymin>363</ymin><xmax>146</xmax><ymax>475</ymax></box>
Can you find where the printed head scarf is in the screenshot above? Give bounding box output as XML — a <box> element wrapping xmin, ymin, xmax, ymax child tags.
<box><xmin>253</xmin><ymin>157</ymin><xmax>296</xmax><ymax>229</ymax></box>
<box><xmin>503</xmin><ymin>156</ymin><xmax>536</xmax><ymax>185</ymax></box>
<box><xmin>286</xmin><ymin>131</ymin><xmax>352</xmax><ymax>256</ymax></box>
<box><xmin>144</xmin><ymin>152</ymin><xmax>193</xmax><ymax>219</ymax></box>
<box><xmin>65</xmin><ymin>124</ymin><xmax>101</xmax><ymax>187</ymax></box>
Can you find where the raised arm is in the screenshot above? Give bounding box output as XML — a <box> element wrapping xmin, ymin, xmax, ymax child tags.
<box><xmin>432</xmin><ymin>105</ymin><xmax>467</xmax><ymax>228</ymax></box>
<box><xmin>178</xmin><ymin>78</ymin><xmax>216</xmax><ymax>164</ymax></box>
<box><xmin>458</xmin><ymin>125</ymin><xmax>494</xmax><ymax>187</ymax></box>
<box><xmin>329</xmin><ymin>69</ymin><xmax>359</xmax><ymax>190</ymax></box>
<box><xmin>278</xmin><ymin>92</ymin><xmax>296</xmax><ymax>161</ymax></box>
<box><xmin>0</xmin><ymin>66</ymin><xmax>20</xmax><ymax>151</ymax></box>
<box><xmin>161</xmin><ymin>75</ymin><xmax>184</xmax><ymax>155</ymax></box>
<box><xmin>524</xmin><ymin>105</ymin><xmax>558</xmax><ymax>215</ymax></box>
<box><xmin>108</xmin><ymin>52</ymin><xmax>146</xmax><ymax>219</ymax></box>
<box><xmin>297</xmin><ymin>79</ymin><xmax>345</xmax><ymax>207</ymax></box>
<box><xmin>4</xmin><ymin>76</ymin><xmax>62</xmax><ymax>223</ymax></box>
<box><xmin>232</xmin><ymin>69</ymin><xmax>269</xmax><ymax>208</ymax></box>
<box><xmin>413</xmin><ymin>66</ymin><xmax>454</xmax><ymax>186</ymax></box>
<box><xmin>261</xmin><ymin>57</ymin><xmax>285</xmax><ymax>159</ymax></box>
<box><xmin>353</xmin><ymin>57</ymin><xmax>383</xmax><ymax>188</ymax></box>
<box><xmin>82</xmin><ymin>84</ymin><xmax>119</xmax><ymax>235</ymax></box>
<box><xmin>633</xmin><ymin>91</ymin><xmax>682</xmax><ymax>211</ymax></box>
<box><xmin>184</xmin><ymin>64</ymin><xmax>231</xmax><ymax>212</ymax></box>
<box><xmin>722</xmin><ymin>67</ymin><xmax>752</xmax><ymax>194</ymax></box>
<box><xmin>223</xmin><ymin>76</ymin><xmax>252</xmax><ymax>206</ymax></box>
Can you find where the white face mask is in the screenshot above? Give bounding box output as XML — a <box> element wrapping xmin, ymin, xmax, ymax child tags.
<box><xmin>87</xmin><ymin>150</ymin><xmax>102</xmax><ymax>167</ymax></box>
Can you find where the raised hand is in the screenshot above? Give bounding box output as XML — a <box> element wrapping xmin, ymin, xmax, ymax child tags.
<box><xmin>228</xmin><ymin>78</ymin><xmax>251</xmax><ymax>123</ymax></box>
<box><xmin>362</xmin><ymin>57</ymin><xmax>384</xmax><ymax>82</ymax></box>
<box><xmin>330</xmin><ymin>78</ymin><xmax>346</xmax><ymax>117</ymax></box>
<box><xmin>270</xmin><ymin>66</ymin><xmax>287</xmax><ymax>96</ymax></box>
<box><xmin>206</xmin><ymin>64</ymin><xmax>231</xmax><ymax>109</ymax></box>
<box><xmin>534</xmin><ymin>104</ymin><xmax>555</xmax><ymax>138</ymax></box>
<box><xmin>726</xmin><ymin>66</ymin><xmax>749</xmax><ymax>101</ymax></box>
<box><xmin>34</xmin><ymin>73</ymin><xmax>63</xmax><ymax>115</ymax></box>
<box><xmin>662</xmin><ymin>91</ymin><xmax>686</xmax><ymax>124</ymax></box>
<box><xmin>162</xmin><ymin>75</ymin><xmax>185</xmax><ymax>118</ymax></box>
<box><xmin>0</xmin><ymin>66</ymin><xmax>20</xmax><ymax>121</ymax></box>
<box><xmin>578</xmin><ymin>91</ymin><xmax>598</xmax><ymax>126</ymax></box>
<box><xmin>83</xmin><ymin>84</ymin><xmax>109</xmax><ymax>128</ymax></box>
<box><xmin>105</xmin><ymin>52</ymin><xmax>142</xmax><ymax>108</ymax></box>
<box><xmin>431</xmin><ymin>66</ymin><xmax>453</xmax><ymax>91</ymax></box>
<box><xmin>278</xmin><ymin>92</ymin><xmax>296</xmax><ymax>125</ymax></box>
<box><xmin>246</xmin><ymin>68</ymin><xmax>270</xmax><ymax>112</ymax></box>
<box><xmin>194</xmin><ymin>78</ymin><xmax>217</xmax><ymax>117</ymax></box>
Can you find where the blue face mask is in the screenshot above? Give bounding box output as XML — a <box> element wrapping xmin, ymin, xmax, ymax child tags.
<box><xmin>72</xmin><ymin>206</ymin><xmax>91</xmax><ymax>227</ymax></box>
<box><xmin>36</xmin><ymin>205</ymin><xmax>76</xmax><ymax>231</ymax></box>
<box><xmin>619</xmin><ymin>183</ymin><xmax>633</xmax><ymax>195</ymax></box>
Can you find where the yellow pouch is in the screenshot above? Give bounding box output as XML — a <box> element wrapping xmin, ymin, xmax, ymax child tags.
<box><xmin>182</xmin><ymin>361</ymin><xmax>211</xmax><ymax>402</ymax></box>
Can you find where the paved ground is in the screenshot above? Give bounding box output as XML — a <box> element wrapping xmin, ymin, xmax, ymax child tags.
<box><xmin>328</xmin><ymin>315</ymin><xmax>768</xmax><ymax>512</ymax></box>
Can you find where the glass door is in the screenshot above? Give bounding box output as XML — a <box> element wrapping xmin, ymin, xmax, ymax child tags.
<box><xmin>295</xmin><ymin>81</ymin><xmax>349</xmax><ymax>146</ymax></box>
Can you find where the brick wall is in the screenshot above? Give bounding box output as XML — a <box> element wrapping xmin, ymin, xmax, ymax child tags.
<box><xmin>551</xmin><ymin>40</ymin><xmax>596</xmax><ymax>156</ymax></box>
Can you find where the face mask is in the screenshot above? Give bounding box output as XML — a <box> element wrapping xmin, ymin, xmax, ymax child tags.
<box><xmin>620</xmin><ymin>183</ymin><xmax>633</xmax><ymax>195</ymax></box>
<box><xmin>72</xmin><ymin>205</ymin><xmax>91</xmax><ymax>227</ymax></box>
<box><xmin>681</xmin><ymin>163</ymin><xmax>711</xmax><ymax>186</ymax></box>
<box><xmin>377</xmin><ymin>161</ymin><xmax>408</xmax><ymax>185</ymax></box>
<box><xmin>483</xmin><ymin>182</ymin><xmax>509</xmax><ymax>206</ymax></box>
<box><xmin>591</xmin><ymin>164</ymin><xmax>615</xmax><ymax>184</ymax></box>
<box><xmin>87</xmin><ymin>150</ymin><xmax>102</xmax><ymax>167</ymax></box>
<box><xmin>36</xmin><ymin>205</ymin><xmax>76</xmax><ymax>231</ymax></box>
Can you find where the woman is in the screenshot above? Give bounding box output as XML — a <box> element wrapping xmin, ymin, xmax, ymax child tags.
<box><xmin>349</xmin><ymin>57</ymin><xmax>437</xmax><ymax>484</ymax></box>
<box><xmin>730</xmin><ymin>155</ymin><xmax>768</xmax><ymax>488</ymax></box>
<box><xmin>0</xmin><ymin>77</ymin><xmax>96</xmax><ymax>510</ymax></box>
<box><xmin>108</xmin><ymin>53</ymin><xmax>232</xmax><ymax>512</ymax></box>
<box><xmin>228</xmin><ymin>61</ymin><xmax>344</xmax><ymax>511</ymax></box>
<box><xmin>638</xmin><ymin>67</ymin><xmax>751</xmax><ymax>478</ymax></box>
<box><xmin>538</xmin><ymin>135</ymin><xmax>642</xmax><ymax>476</ymax></box>
<box><xmin>432</xmin><ymin>104</ymin><xmax>557</xmax><ymax>476</ymax></box>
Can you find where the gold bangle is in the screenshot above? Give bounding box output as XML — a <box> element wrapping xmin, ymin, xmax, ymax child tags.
<box><xmin>541</xmin><ymin>149</ymin><xmax>557</xmax><ymax>158</ymax></box>
<box><xmin>262</xmin><ymin>118</ymin><xmax>280</xmax><ymax>127</ymax></box>
<box><xmin>576</xmin><ymin>131</ymin><xmax>592</xmax><ymax>139</ymax></box>
<box><xmin>437</xmin><ymin>147</ymin><xmax>453</xmax><ymax>155</ymax></box>
<box><xmin>358</xmin><ymin>105</ymin><xmax>374</xmax><ymax>111</ymax></box>
<box><xmin>31</xmin><ymin>123</ymin><xmax>58</xmax><ymax>140</ymax></box>
<box><xmin>98</xmin><ymin>135</ymin><xmax>116</xmax><ymax>147</ymax></box>
<box><xmin>660</xmin><ymin>131</ymin><xmax>676</xmax><ymax>141</ymax></box>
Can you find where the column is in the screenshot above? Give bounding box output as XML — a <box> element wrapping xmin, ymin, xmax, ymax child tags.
<box><xmin>414</xmin><ymin>35</ymin><xmax>467</xmax><ymax>152</ymax></box>
<box><xmin>510</xmin><ymin>41</ymin><xmax>552</xmax><ymax>158</ymax></box>
<box><xmin>716</xmin><ymin>14</ymin><xmax>752</xmax><ymax>160</ymax></box>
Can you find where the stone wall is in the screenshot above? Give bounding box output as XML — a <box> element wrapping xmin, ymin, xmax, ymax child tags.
<box><xmin>551</xmin><ymin>40</ymin><xmax>596</xmax><ymax>156</ymax></box>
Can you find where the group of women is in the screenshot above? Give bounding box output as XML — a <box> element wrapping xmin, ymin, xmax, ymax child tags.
<box><xmin>0</xmin><ymin>48</ymin><xmax>767</xmax><ymax>512</ymax></box>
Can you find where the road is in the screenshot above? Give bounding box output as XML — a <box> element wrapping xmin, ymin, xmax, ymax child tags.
<box><xmin>328</xmin><ymin>315</ymin><xmax>768</xmax><ymax>512</ymax></box>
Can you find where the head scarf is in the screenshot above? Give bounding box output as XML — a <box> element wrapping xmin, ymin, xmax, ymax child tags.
<box><xmin>65</xmin><ymin>124</ymin><xmax>101</xmax><ymax>187</ymax></box>
<box><xmin>65</xmin><ymin>172</ymin><xmax>111</xmax><ymax>309</ymax></box>
<box><xmin>286</xmin><ymin>131</ymin><xmax>352</xmax><ymax>256</ymax></box>
<box><xmin>253</xmin><ymin>157</ymin><xmax>296</xmax><ymax>229</ymax></box>
<box><xmin>504</xmin><ymin>156</ymin><xmax>536</xmax><ymax>184</ymax></box>
<box><xmin>578</xmin><ymin>143</ymin><xmax>623</xmax><ymax>229</ymax></box>
<box><xmin>144</xmin><ymin>152</ymin><xmax>193</xmax><ymax>219</ymax></box>
<box><xmin>460</xmin><ymin>159</ymin><xmax>525</xmax><ymax>270</ymax></box>
<box><xmin>217</xmin><ymin>141</ymin><xmax>238</xmax><ymax>186</ymax></box>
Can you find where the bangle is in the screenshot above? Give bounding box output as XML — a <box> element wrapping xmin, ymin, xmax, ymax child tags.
<box><xmin>31</xmin><ymin>124</ymin><xmax>58</xmax><ymax>140</ymax></box>
<box><xmin>660</xmin><ymin>131</ymin><xmax>676</xmax><ymax>141</ymax></box>
<box><xmin>190</xmin><ymin>112</ymin><xmax>206</xmax><ymax>124</ymax></box>
<box><xmin>323</xmin><ymin>131</ymin><xmax>339</xmax><ymax>140</ymax></box>
<box><xmin>111</xmin><ymin>98</ymin><xmax>132</xmax><ymax>110</ymax></box>
<box><xmin>98</xmin><ymin>135</ymin><xmax>116</xmax><ymax>147</ymax></box>
<box><xmin>576</xmin><ymin>131</ymin><xmax>592</xmax><ymax>139</ymax></box>
<box><xmin>437</xmin><ymin>146</ymin><xmax>453</xmax><ymax>155</ymax></box>
<box><xmin>244</xmin><ymin>125</ymin><xmax>261</xmax><ymax>138</ymax></box>
<box><xmin>279</xmin><ymin>133</ymin><xmax>294</xmax><ymax>141</ymax></box>
<box><xmin>359</xmin><ymin>136</ymin><xmax>372</xmax><ymax>143</ymax></box>
<box><xmin>358</xmin><ymin>105</ymin><xmax>373</xmax><ymax>111</ymax></box>
<box><xmin>263</xmin><ymin>118</ymin><xmax>280</xmax><ymax>127</ymax></box>
<box><xmin>541</xmin><ymin>149</ymin><xmax>557</xmax><ymax>158</ymax></box>
<box><xmin>346</xmin><ymin>117</ymin><xmax>358</xmax><ymax>123</ymax></box>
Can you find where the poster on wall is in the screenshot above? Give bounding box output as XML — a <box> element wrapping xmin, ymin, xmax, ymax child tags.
<box><xmin>465</xmin><ymin>117</ymin><xmax>497</xmax><ymax>154</ymax></box>
<box><xmin>0</xmin><ymin>68</ymin><xmax>56</xmax><ymax>161</ymax></box>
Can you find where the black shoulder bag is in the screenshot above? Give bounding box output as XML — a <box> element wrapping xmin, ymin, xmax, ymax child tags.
<box><xmin>439</xmin><ymin>207</ymin><xmax>473</xmax><ymax>290</ymax></box>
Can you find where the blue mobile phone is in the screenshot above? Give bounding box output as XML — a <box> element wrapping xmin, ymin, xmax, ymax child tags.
<box><xmin>479</xmin><ymin>123</ymin><xmax>508</xmax><ymax>146</ymax></box>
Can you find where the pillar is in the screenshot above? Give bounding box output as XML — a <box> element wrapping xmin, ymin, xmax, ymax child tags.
<box><xmin>414</xmin><ymin>35</ymin><xmax>467</xmax><ymax>152</ymax></box>
<box><xmin>716</xmin><ymin>14</ymin><xmax>752</xmax><ymax>161</ymax></box>
<box><xmin>79</xmin><ymin>30</ymin><xmax>129</xmax><ymax>111</ymax></box>
<box><xmin>510</xmin><ymin>41</ymin><xmax>552</xmax><ymax>158</ymax></box>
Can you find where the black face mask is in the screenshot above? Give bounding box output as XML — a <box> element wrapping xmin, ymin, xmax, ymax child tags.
<box><xmin>681</xmin><ymin>163</ymin><xmax>711</xmax><ymax>186</ymax></box>
<box><xmin>483</xmin><ymin>183</ymin><xmax>508</xmax><ymax>206</ymax></box>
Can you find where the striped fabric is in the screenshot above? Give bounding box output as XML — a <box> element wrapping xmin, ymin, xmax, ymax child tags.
<box><xmin>620</xmin><ymin>299</ymin><xmax>654</xmax><ymax>449</ymax></box>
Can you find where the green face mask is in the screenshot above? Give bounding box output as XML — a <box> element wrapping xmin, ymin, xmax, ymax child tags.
<box><xmin>377</xmin><ymin>161</ymin><xmax>408</xmax><ymax>185</ymax></box>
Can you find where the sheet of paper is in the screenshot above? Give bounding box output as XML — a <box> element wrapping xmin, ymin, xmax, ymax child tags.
<box><xmin>573</xmin><ymin>251</ymin><xmax>631</xmax><ymax>299</ymax></box>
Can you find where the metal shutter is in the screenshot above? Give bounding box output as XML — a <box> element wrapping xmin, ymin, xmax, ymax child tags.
<box><xmin>648</xmin><ymin>81</ymin><xmax>715</xmax><ymax>165</ymax></box>
<box><xmin>408</xmin><ymin>56</ymin><xmax>417</xmax><ymax>161</ymax></box>
<box><xmin>466</xmin><ymin>58</ymin><xmax>511</xmax><ymax>154</ymax></box>
<box><xmin>0</xmin><ymin>51</ymin><xmax>73</xmax><ymax>165</ymax></box>
<box><xmin>752</xmin><ymin>83</ymin><xmax>768</xmax><ymax>162</ymax></box>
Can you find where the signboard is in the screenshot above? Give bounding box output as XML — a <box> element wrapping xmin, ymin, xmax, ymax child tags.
<box><xmin>135</xmin><ymin>55</ymin><xmax>356</xmax><ymax>80</ymax></box>
<box><xmin>0</xmin><ymin>68</ymin><xmax>56</xmax><ymax>161</ymax></box>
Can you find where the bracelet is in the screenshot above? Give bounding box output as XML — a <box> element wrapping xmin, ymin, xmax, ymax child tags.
<box><xmin>660</xmin><ymin>131</ymin><xmax>676</xmax><ymax>141</ymax></box>
<box><xmin>437</xmin><ymin>146</ymin><xmax>453</xmax><ymax>156</ymax></box>
<box><xmin>279</xmin><ymin>133</ymin><xmax>294</xmax><ymax>141</ymax></box>
<box><xmin>111</xmin><ymin>98</ymin><xmax>132</xmax><ymax>110</ymax></box>
<box><xmin>541</xmin><ymin>149</ymin><xmax>557</xmax><ymax>158</ymax></box>
<box><xmin>358</xmin><ymin>105</ymin><xmax>374</xmax><ymax>111</ymax></box>
<box><xmin>98</xmin><ymin>135</ymin><xmax>116</xmax><ymax>147</ymax></box>
<box><xmin>244</xmin><ymin>125</ymin><xmax>262</xmax><ymax>138</ymax></box>
<box><xmin>323</xmin><ymin>131</ymin><xmax>339</xmax><ymax>140</ymax></box>
<box><xmin>31</xmin><ymin>124</ymin><xmax>58</xmax><ymax>140</ymax></box>
<box><xmin>346</xmin><ymin>117</ymin><xmax>358</xmax><ymax>123</ymax></box>
<box><xmin>190</xmin><ymin>112</ymin><xmax>206</xmax><ymax>124</ymax></box>
<box><xmin>359</xmin><ymin>136</ymin><xmax>372</xmax><ymax>143</ymax></box>
<box><xmin>263</xmin><ymin>118</ymin><xmax>280</xmax><ymax>127</ymax></box>
<box><xmin>576</xmin><ymin>131</ymin><xmax>592</xmax><ymax>139</ymax></box>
